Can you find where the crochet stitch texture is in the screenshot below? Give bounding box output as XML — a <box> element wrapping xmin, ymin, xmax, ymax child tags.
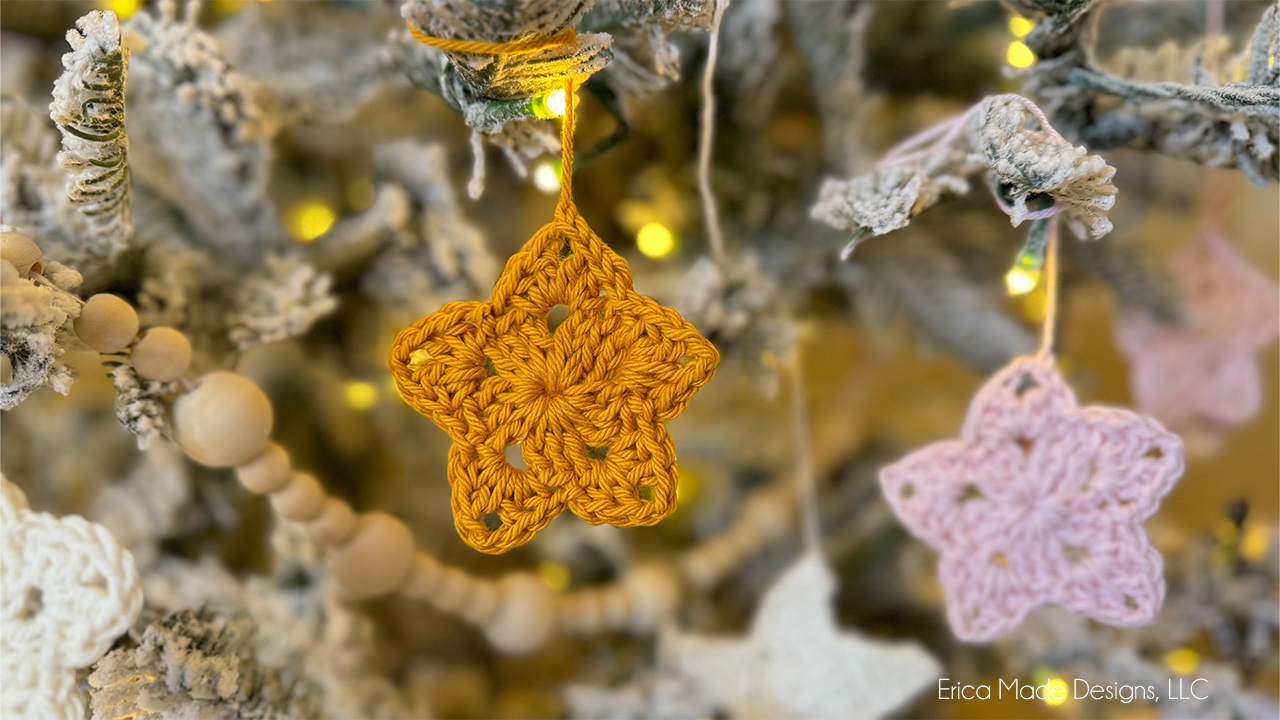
<box><xmin>879</xmin><ymin>356</ymin><xmax>1184</xmax><ymax>642</ymax></box>
<box><xmin>389</xmin><ymin>80</ymin><xmax>718</xmax><ymax>554</ymax></box>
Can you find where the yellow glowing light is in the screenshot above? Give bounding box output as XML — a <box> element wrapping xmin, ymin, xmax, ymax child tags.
<box><xmin>286</xmin><ymin>201</ymin><xmax>336</xmax><ymax>242</ymax></box>
<box><xmin>538</xmin><ymin>562</ymin><xmax>571</xmax><ymax>592</ymax></box>
<box><xmin>1007</xmin><ymin>41</ymin><xmax>1037</xmax><ymax>69</ymax></box>
<box><xmin>1005</xmin><ymin>266</ymin><xmax>1040</xmax><ymax>295</ymax></box>
<box><xmin>1240</xmin><ymin>525</ymin><xmax>1270</xmax><ymax>561</ymax></box>
<box><xmin>1045</xmin><ymin>678</ymin><xmax>1069</xmax><ymax>706</ymax></box>
<box><xmin>532</xmin><ymin>159</ymin><xmax>561</xmax><ymax>194</ymax></box>
<box><xmin>210</xmin><ymin>0</ymin><xmax>248</xmax><ymax>15</ymax></box>
<box><xmin>1164</xmin><ymin>647</ymin><xmax>1200</xmax><ymax>676</ymax></box>
<box><xmin>344</xmin><ymin>381</ymin><xmax>378</xmax><ymax>411</ymax></box>
<box><xmin>676</xmin><ymin>470</ymin><xmax>700</xmax><ymax>503</ymax></box>
<box><xmin>532</xmin><ymin>88</ymin><xmax>568</xmax><ymax>119</ymax></box>
<box><xmin>102</xmin><ymin>0</ymin><xmax>141</xmax><ymax>18</ymax></box>
<box><xmin>346</xmin><ymin>177</ymin><xmax>376</xmax><ymax>211</ymax></box>
<box><xmin>1009</xmin><ymin>16</ymin><xmax>1034</xmax><ymax>38</ymax></box>
<box><xmin>636</xmin><ymin>222</ymin><xmax>676</xmax><ymax>259</ymax></box>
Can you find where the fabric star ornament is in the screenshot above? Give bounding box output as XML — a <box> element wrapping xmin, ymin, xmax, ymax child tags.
<box><xmin>879</xmin><ymin>356</ymin><xmax>1184</xmax><ymax>642</ymax></box>
<box><xmin>1</xmin><ymin>475</ymin><xmax>144</xmax><ymax>719</ymax></box>
<box><xmin>669</xmin><ymin>551</ymin><xmax>939</xmax><ymax>719</ymax></box>
<box><xmin>1114</xmin><ymin>230</ymin><xmax>1280</xmax><ymax>431</ymax></box>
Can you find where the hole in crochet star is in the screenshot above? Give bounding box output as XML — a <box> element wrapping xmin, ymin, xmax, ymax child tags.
<box><xmin>900</xmin><ymin>483</ymin><xmax>915</xmax><ymax>498</ymax></box>
<box><xmin>584</xmin><ymin>444</ymin><xmax>608</xmax><ymax>461</ymax></box>
<box><xmin>557</xmin><ymin>235</ymin><xmax>573</xmax><ymax>262</ymax></box>
<box><xmin>18</xmin><ymin>587</ymin><xmax>42</xmax><ymax>620</ymax></box>
<box><xmin>637</xmin><ymin>484</ymin><xmax>655</xmax><ymax>501</ymax></box>
<box><xmin>482</xmin><ymin>356</ymin><xmax>498</xmax><ymax>378</ymax></box>
<box><xmin>547</xmin><ymin>304</ymin><xmax>571</xmax><ymax>334</ymax></box>
<box><xmin>958</xmin><ymin>484</ymin><xmax>984</xmax><ymax>503</ymax></box>
<box><xmin>1014</xmin><ymin>373</ymin><xmax>1039</xmax><ymax>397</ymax></box>
<box><xmin>408</xmin><ymin>349</ymin><xmax>432</xmax><ymax>370</ymax></box>
<box><xmin>677</xmin><ymin>356</ymin><xmax>692</xmax><ymax>365</ymax></box>
<box><xmin>1144</xmin><ymin>446</ymin><xmax>1164</xmax><ymax>459</ymax></box>
<box><xmin>1062</xmin><ymin>545</ymin><xmax>1089</xmax><ymax>563</ymax></box>
<box><xmin>991</xmin><ymin>552</ymin><xmax>1008</xmax><ymax>567</ymax></box>
<box><xmin>482</xmin><ymin>512</ymin><xmax>503</xmax><ymax>532</ymax></box>
<box><xmin>1015</xmin><ymin>437</ymin><xmax>1034</xmax><ymax>455</ymax></box>
<box><xmin>505</xmin><ymin>444</ymin><xmax>528</xmax><ymax>470</ymax></box>
<box><xmin>1124</xmin><ymin>595</ymin><xmax>1138</xmax><ymax>610</ymax></box>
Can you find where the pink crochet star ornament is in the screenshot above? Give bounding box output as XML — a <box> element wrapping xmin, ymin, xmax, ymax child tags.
<box><xmin>1114</xmin><ymin>230</ymin><xmax>1280</xmax><ymax>430</ymax></box>
<box><xmin>879</xmin><ymin>356</ymin><xmax>1184</xmax><ymax>642</ymax></box>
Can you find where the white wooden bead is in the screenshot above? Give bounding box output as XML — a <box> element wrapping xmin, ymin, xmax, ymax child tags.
<box><xmin>430</xmin><ymin>566</ymin><xmax>475</xmax><ymax>613</ymax></box>
<box><xmin>130</xmin><ymin>327</ymin><xmax>192</xmax><ymax>382</ymax></box>
<box><xmin>599</xmin><ymin>586</ymin><xmax>632</xmax><ymax>630</ymax></box>
<box><xmin>74</xmin><ymin>294</ymin><xmax>139</xmax><ymax>354</ymax></box>
<box><xmin>482</xmin><ymin>573</ymin><xmax>556</xmax><ymax>654</ymax></box>
<box><xmin>402</xmin><ymin>554</ymin><xmax>443</xmax><ymax>600</ymax></box>
<box><xmin>235</xmin><ymin>443</ymin><xmax>291</xmax><ymax>494</ymax></box>
<box><xmin>622</xmin><ymin>564</ymin><xmax>680</xmax><ymax>632</ymax></box>
<box><xmin>269</xmin><ymin>472</ymin><xmax>325</xmax><ymax>521</ymax></box>
<box><xmin>0</xmin><ymin>231</ymin><xmax>43</xmax><ymax>278</ymax></box>
<box><xmin>172</xmin><ymin>371</ymin><xmax>274</xmax><ymax>467</ymax></box>
<box><xmin>329</xmin><ymin>512</ymin><xmax>415</xmax><ymax>599</ymax></box>
<box><xmin>562</xmin><ymin>591</ymin><xmax>603</xmax><ymax>634</ymax></box>
<box><xmin>457</xmin><ymin>580</ymin><xmax>501</xmax><ymax>626</ymax></box>
<box><xmin>304</xmin><ymin>498</ymin><xmax>356</xmax><ymax>546</ymax></box>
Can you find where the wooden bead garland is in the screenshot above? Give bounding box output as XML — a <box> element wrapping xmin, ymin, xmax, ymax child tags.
<box><xmin>130</xmin><ymin>327</ymin><xmax>192</xmax><ymax>382</ymax></box>
<box><xmin>268</xmin><ymin>472</ymin><xmax>326</xmax><ymax>522</ymax></box>
<box><xmin>172</xmin><ymin>371</ymin><xmax>274</xmax><ymax>468</ymax></box>
<box><xmin>74</xmin><ymin>293</ymin><xmax>139</xmax><ymax>354</ymax></box>
<box><xmin>303</xmin><ymin>498</ymin><xmax>356</xmax><ymax>546</ymax></box>
<box><xmin>328</xmin><ymin>512</ymin><xmax>417</xmax><ymax>599</ymax></box>
<box><xmin>40</xmin><ymin>258</ymin><xmax>833</xmax><ymax>655</ymax></box>
<box><xmin>235</xmin><ymin>443</ymin><xmax>292</xmax><ymax>495</ymax></box>
<box><xmin>0</xmin><ymin>230</ymin><xmax>44</xmax><ymax>278</ymax></box>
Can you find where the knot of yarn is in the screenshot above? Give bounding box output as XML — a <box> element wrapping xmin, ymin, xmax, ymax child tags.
<box><xmin>389</xmin><ymin>196</ymin><xmax>718</xmax><ymax>553</ymax></box>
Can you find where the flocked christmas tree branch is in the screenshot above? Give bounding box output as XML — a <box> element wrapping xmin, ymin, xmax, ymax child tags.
<box><xmin>49</xmin><ymin>10</ymin><xmax>133</xmax><ymax>258</ymax></box>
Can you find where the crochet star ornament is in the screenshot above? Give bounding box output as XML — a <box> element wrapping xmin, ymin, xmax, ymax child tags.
<box><xmin>389</xmin><ymin>191</ymin><xmax>717</xmax><ymax>554</ymax></box>
<box><xmin>1114</xmin><ymin>230</ymin><xmax>1280</xmax><ymax>431</ymax></box>
<box><xmin>879</xmin><ymin>357</ymin><xmax>1184</xmax><ymax>642</ymax></box>
<box><xmin>1</xmin><ymin>475</ymin><xmax>144</xmax><ymax>719</ymax></box>
<box><xmin>670</xmin><ymin>552</ymin><xmax>939</xmax><ymax>719</ymax></box>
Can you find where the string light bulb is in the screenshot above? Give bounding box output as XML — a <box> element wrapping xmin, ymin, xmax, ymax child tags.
<box><xmin>1164</xmin><ymin>648</ymin><xmax>1200</xmax><ymax>676</ymax></box>
<box><xmin>344</xmin><ymin>381</ymin><xmax>378</xmax><ymax>411</ymax></box>
<box><xmin>532</xmin><ymin>158</ymin><xmax>561</xmax><ymax>194</ymax></box>
<box><xmin>636</xmin><ymin>222</ymin><xmax>676</xmax><ymax>259</ymax></box>
<box><xmin>1005</xmin><ymin>219</ymin><xmax>1050</xmax><ymax>296</ymax></box>
<box><xmin>1007</xmin><ymin>41</ymin><xmax>1037</xmax><ymax>68</ymax></box>
<box><xmin>1005</xmin><ymin>266</ymin><xmax>1040</xmax><ymax>295</ymax></box>
<box><xmin>531</xmin><ymin>88</ymin><xmax>568</xmax><ymax>119</ymax></box>
<box><xmin>1008</xmin><ymin>16</ymin><xmax>1034</xmax><ymax>38</ymax></box>
<box><xmin>100</xmin><ymin>0</ymin><xmax>141</xmax><ymax>18</ymax></box>
<box><xmin>286</xmin><ymin>201</ymin><xmax>336</xmax><ymax>243</ymax></box>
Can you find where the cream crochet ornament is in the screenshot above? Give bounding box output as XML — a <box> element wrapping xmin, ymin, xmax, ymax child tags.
<box><xmin>1</xmin><ymin>475</ymin><xmax>144</xmax><ymax>719</ymax></box>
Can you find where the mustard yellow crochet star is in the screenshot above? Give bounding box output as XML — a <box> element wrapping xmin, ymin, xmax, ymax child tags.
<box><xmin>389</xmin><ymin>81</ymin><xmax>717</xmax><ymax>554</ymax></box>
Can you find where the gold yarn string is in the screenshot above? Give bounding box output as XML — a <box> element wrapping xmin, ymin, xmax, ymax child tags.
<box><xmin>406</xmin><ymin>21</ymin><xmax>576</xmax><ymax>56</ymax></box>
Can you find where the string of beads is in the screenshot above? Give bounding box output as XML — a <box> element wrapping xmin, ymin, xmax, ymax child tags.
<box><xmin>1</xmin><ymin>228</ymin><xmax>819</xmax><ymax>654</ymax></box>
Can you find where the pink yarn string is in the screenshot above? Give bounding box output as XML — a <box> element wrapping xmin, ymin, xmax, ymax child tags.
<box><xmin>1037</xmin><ymin>216</ymin><xmax>1062</xmax><ymax>364</ymax></box>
